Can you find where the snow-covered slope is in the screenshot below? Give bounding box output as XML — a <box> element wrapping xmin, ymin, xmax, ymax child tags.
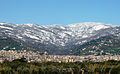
<box><xmin>0</xmin><ymin>22</ymin><xmax>118</xmax><ymax>54</ymax></box>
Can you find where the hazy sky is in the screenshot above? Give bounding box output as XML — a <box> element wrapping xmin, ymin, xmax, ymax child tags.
<box><xmin>0</xmin><ymin>0</ymin><xmax>120</xmax><ymax>25</ymax></box>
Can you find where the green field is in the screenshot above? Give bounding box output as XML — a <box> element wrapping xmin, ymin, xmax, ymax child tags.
<box><xmin>0</xmin><ymin>58</ymin><xmax>120</xmax><ymax>74</ymax></box>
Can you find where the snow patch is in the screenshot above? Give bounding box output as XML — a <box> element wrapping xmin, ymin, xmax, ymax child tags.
<box><xmin>24</xmin><ymin>33</ymin><xmax>39</xmax><ymax>40</ymax></box>
<box><xmin>0</xmin><ymin>26</ymin><xmax>13</xmax><ymax>30</ymax></box>
<box><xmin>82</xmin><ymin>35</ymin><xmax>88</xmax><ymax>38</ymax></box>
<box><xmin>93</xmin><ymin>25</ymin><xmax>109</xmax><ymax>30</ymax></box>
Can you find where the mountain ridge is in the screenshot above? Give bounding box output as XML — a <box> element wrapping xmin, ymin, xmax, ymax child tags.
<box><xmin>0</xmin><ymin>22</ymin><xmax>119</xmax><ymax>55</ymax></box>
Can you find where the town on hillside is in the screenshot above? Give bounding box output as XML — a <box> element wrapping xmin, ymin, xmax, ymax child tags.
<box><xmin>0</xmin><ymin>50</ymin><xmax>120</xmax><ymax>63</ymax></box>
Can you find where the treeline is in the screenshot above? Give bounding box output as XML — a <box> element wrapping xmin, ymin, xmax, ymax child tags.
<box><xmin>0</xmin><ymin>58</ymin><xmax>120</xmax><ymax>74</ymax></box>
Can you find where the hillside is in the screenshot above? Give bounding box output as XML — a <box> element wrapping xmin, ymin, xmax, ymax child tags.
<box><xmin>70</xmin><ymin>35</ymin><xmax>120</xmax><ymax>55</ymax></box>
<box><xmin>0</xmin><ymin>22</ymin><xmax>119</xmax><ymax>55</ymax></box>
<box><xmin>0</xmin><ymin>36</ymin><xmax>33</xmax><ymax>51</ymax></box>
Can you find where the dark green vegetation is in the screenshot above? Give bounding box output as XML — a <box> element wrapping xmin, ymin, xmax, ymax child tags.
<box><xmin>70</xmin><ymin>35</ymin><xmax>120</xmax><ymax>55</ymax></box>
<box><xmin>0</xmin><ymin>36</ymin><xmax>44</xmax><ymax>54</ymax></box>
<box><xmin>0</xmin><ymin>36</ymin><xmax>55</xmax><ymax>54</ymax></box>
<box><xmin>0</xmin><ymin>58</ymin><xmax>120</xmax><ymax>74</ymax></box>
<box><xmin>0</xmin><ymin>36</ymin><xmax>31</xmax><ymax>51</ymax></box>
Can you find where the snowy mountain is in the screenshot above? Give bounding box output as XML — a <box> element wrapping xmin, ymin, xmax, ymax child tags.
<box><xmin>0</xmin><ymin>22</ymin><xmax>119</xmax><ymax>54</ymax></box>
<box><xmin>69</xmin><ymin>26</ymin><xmax>120</xmax><ymax>55</ymax></box>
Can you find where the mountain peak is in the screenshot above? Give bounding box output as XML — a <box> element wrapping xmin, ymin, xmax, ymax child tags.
<box><xmin>67</xmin><ymin>22</ymin><xmax>116</xmax><ymax>30</ymax></box>
<box><xmin>0</xmin><ymin>22</ymin><xmax>12</xmax><ymax>25</ymax></box>
<box><xmin>67</xmin><ymin>22</ymin><xmax>113</xmax><ymax>27</ymax></box>
<box><xmin>20</xmin><ymin>23</ymin><xmax>37</xmax><ymax>27</ymax></box>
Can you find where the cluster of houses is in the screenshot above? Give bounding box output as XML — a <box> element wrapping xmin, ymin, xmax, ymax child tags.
<box><xmin>0</xmin><ymin>50</ymin><xmax>120</xmax><ymax>63</ymax></box>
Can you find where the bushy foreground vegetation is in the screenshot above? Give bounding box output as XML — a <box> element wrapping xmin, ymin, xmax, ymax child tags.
<box><xmin>0</xmin><ymin>58</ymin><xmax>120</xmax><ymax>74</ymax></box>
